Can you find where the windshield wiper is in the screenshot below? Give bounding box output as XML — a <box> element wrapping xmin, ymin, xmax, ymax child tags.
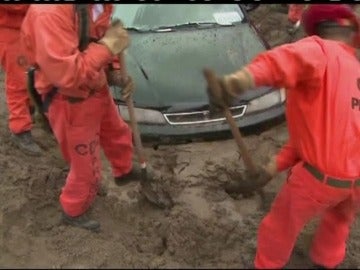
<box><xmin>151</xmin><ymin>22</ymin><xmax>236</xmax><ymax>32</ymax></box>
<box><xmin>125</xmin><ymin>27</ymin><xmax>151</xmax><ymax>33</ymax></box>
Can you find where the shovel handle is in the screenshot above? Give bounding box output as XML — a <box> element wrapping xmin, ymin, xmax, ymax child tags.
<box><xmin>118</xmin><ymin>52</ymin><xmax>147</xmax><ymax>167</ymax></box>
<box><xmin>223</xmin><ymin>108</ymin><xmax>257</xmax><ymax>173</ymax></box>
<box><xmin>203</xmin><ymin>68</ymin><xmax>257</xmax><ymax>173</ymax></box>
<box><xmin>126</xmin><ymin>97</ymin><xmax>147</xmax><ymax>167</ymax></box>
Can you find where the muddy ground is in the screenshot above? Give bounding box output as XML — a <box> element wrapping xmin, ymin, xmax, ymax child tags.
<box><xmin>1</xmin><ymin>5</ymin><xmax>360</xmax><ymax>269</ymax></box>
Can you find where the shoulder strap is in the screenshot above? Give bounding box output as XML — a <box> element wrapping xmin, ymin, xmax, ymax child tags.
<box><xmin>75</xmin><ymin>4</ymin><xmax>90</xmax><ymax>52</ymax></box>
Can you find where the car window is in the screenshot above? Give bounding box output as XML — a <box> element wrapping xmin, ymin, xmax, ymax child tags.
<box><xmin>112</xmin><ymin>4</ymin><xmax>245</xmax><ymax>30</ymax></box>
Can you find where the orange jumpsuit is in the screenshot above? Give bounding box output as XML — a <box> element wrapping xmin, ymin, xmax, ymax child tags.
<box><xmin>0</xmin><ymin>4</ymin><xmax>32</xmax><ymax>134</ymax></box>
<box><xmin>243</xmin><ymin>36</ymin><xmax>360</xmax><ymax>268</ymax></box>
<box><xmin>21</xmin><ymin>4</ymin><xmax>133</xmax><ymax>217</ymax></box>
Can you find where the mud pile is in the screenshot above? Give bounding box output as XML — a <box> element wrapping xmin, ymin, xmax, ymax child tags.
<box><xmin>1</xmin><ymin>5</ymin><xmax>360</xmax><ymax>268</ymax></box>
<box><xmin>0</xmin><ymin>109</ymin><xmax>284</xmax><ymax>268</ymax></box>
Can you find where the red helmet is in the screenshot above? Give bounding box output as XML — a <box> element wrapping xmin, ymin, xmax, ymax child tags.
<box><xmin>302</xmin><ymin>4</ymin><xmax>359</xmax><ymax>36</ymax></box>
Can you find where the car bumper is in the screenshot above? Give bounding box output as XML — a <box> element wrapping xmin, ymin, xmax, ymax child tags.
<box><xmin>134</xmin><ymin>103</ymin><xmax>285</xmax><ymax>141</ymax></box>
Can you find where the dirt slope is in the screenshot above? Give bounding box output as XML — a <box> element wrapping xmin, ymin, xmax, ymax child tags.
<box><xmin>1</xmin><ymin>5</ymin><xmax>360</xmax><ymax>269</ymax></box>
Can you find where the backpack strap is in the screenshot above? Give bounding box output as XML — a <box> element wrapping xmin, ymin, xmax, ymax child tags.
<box><xmin>75</xmin><ymin>4</ymin><xmax>90</xmax><ymax>52</ymax></box>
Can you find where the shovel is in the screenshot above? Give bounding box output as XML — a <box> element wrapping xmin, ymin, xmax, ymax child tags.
<box><xmin>117</xmin><ymin>51</ymin><xmax>174</xmax><ymax>209</ymax></box>
<box><xmin>203</xmin><ymin>68</ymin><xmax>266</xmax><ymax>207</ymax></box>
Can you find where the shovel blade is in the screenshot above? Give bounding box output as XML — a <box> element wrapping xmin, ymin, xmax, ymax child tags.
<box><xmin>140</xmin><ymin>180</ymin><xmax>174</xmax><ymax>209</ymax></box>
<box><xmin>140</xmin><ymin>168</ymin><xmax>174</xmax><ymax>209</ymax></box>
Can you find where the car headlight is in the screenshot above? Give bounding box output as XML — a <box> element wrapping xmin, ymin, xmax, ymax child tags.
<box><xmin>117</xmin><ymin>105</ymin><xmax>167</xmax><ymax>125</ymax></box>
<box><xmin>246</xmin><ymin>88</ymin><xmax>286</xmax><ymax>114</ymax></box>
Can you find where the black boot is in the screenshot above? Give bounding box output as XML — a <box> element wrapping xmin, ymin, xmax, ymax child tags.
<box><xmin>114</xmin><ymin>163</ymin><xmax>154</xmax><ymax>186</ymax></box>
<box><xmin>61</xmin><ymin>212</ymin><xmax>100</xmax><ymax>232</ymax></box>
<box><xmin>10</xmin><ymin>131</ymin><xmax>42</xmax><ymax>156</ymax></box>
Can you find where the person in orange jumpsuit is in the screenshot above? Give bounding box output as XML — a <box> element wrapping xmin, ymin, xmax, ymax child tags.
<box><xmin>20</xmin><ymin>4</ymin><xmax>148</xmax><ymax>232</ymax></box>
<box><xmin>209</xmin><ymin>4</ymin><xmax>360</xmax><ymax>269</ymax></box>
<box><xmin>0</xmin><ymin>4</ymin><xmax>42</xmax><ymax>156</ymax></box>
<box><xmin>288</xmin><ymin>4</ymin><xmax>305</xmax><ymax>25</ymax></box>
<box><xmin>287</xmin><ymin>4</ymin><xmax>306</xmax><ymax>33</ymax></box>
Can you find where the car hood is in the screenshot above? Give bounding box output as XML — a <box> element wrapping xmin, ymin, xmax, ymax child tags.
<box><xmin>121</xmin><ymin>24</ymin><xmax>272</xmax><ymax>112</ymax></box>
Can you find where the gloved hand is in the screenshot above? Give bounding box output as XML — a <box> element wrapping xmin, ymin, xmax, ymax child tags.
<box><xmin>107</xmin><ymin>69</ymin><xmax>134</xmax><ymax>100</ymax></box>
<box><xmin>98</xmin><ymin>20</ymin><xmax>129</xmax><ymax>55</ymax></box>
<box><xmin>207</xmin><ymin>70</ymin><xmax>254</xmax><ymax>111</ymax></box>
<box><xmin>263</xmin><ymin>156</ymin><xmax>277</xmax><ymax>178</ymax></box>
<box><xmin>207</xmin><ymin>77</ymin><xmax>234</xmax><ymax>111</ymax></box>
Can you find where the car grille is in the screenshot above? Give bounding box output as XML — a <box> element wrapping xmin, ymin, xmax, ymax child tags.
<box><xmin>163</xmin><ymin>105</ymin><xmax>247</xmax><ymax>126</ymax></box>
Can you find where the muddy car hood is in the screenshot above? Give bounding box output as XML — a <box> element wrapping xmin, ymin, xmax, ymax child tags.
<box><xmin>123</xmin><ymin>24</ymin><xmax>272</xmax><ymax>112</ymax></box>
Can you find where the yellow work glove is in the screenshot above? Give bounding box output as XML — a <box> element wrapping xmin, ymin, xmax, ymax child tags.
<box><xmin>209</xmin><ymin>68</ymin><xmax>255</xmax><ymax>110</ymax></box>
<box><xmin>262</xmin><ymin>156</ymin><xmax>278</xmax><ymax>178</ymax></box>
<box><xmin>221</xmin><ymin>69</ymin><xmax>254</xmax><ymax>98</ymax></box>
<box><xmin>98</xmin><ymin>20</ymin><xmax>130</xmax><ymax>55</ymax></box>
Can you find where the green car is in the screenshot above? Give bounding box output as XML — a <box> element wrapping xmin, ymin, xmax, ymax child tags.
<box><xmin>111</xmin><ymin>4</ymin><xmax>286</xmax><ymax>142</ymax></box>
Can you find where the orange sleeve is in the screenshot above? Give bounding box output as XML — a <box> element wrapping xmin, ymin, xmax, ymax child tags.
<box><xmin>33</xmin><ymin>12</ymin><xmax>113</xmax><ymax>94</ymax></box>
<box><xmin>246</xmin><ymin>38</ymin><xmax>326</xmax><ymax>90</ymax></box>
<box><xmin>275</xmin><ymin>140</ymin><xmax>300</xmax><ymax>172</ymax></box>
<box><xmin>0</xmin><ymin>4</ymin><xmax>30</xmax><ymax>14</ymax></box>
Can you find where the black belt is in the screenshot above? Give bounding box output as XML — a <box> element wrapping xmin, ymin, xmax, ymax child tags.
<box><xmin>303</xmin><ymin>162</ymin><xmax>360</xmax><ymax>188</ymax></box>
<box><xmin>42</xmin><ymin>88</ymin><xmax>85</xmax><ymax>113</ymax></box>
<box><xmin>42</xmin><ymin>87</ymin><xmax>58</xmax><ymax>113</ymax></box>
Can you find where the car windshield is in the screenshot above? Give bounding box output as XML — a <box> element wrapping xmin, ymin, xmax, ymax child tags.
<box><xmin>112</xmin><ymin>4</ymin><xmax>245</xmax><ymax>31</ymax></box>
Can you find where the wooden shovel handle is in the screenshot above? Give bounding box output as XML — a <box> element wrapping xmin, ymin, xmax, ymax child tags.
<box><xmin>203</xmin><ymin>68</ymin><xmax>257</xmax><ymax>173</ymax></box>
<box><xmin>223</xmin><ymin>108</ymin><xmax>257</xmax><ymax>173</ymax></box>
<box><xmin>118</xmin><ymin>52</ymin><xmax>146</xmax><ymax>166</ymax></box>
